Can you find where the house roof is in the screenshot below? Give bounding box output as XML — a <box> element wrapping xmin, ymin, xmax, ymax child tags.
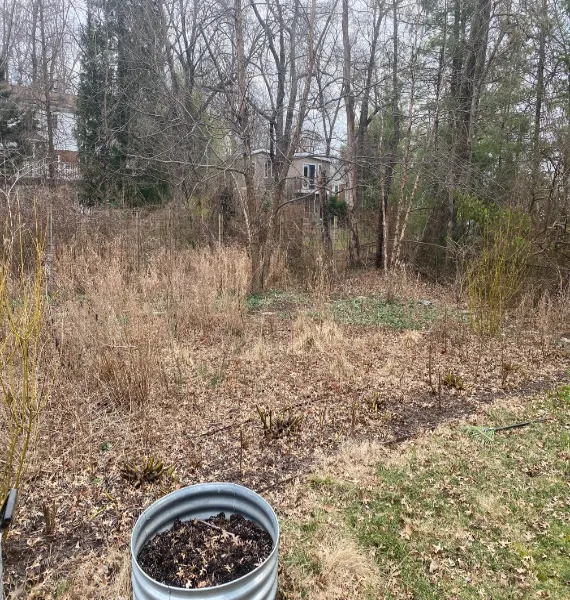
<box><xmin>7</xmin><ymin>85</ymin><xmax>76</xmax><ymax>112</ymax></box>
<box><xmin>293</xmin><ymin>152</ymin><xmax>334</xmax><ymax>164</ymax></box>
<box><xmin>252</xmin><ymin>148</ymin><xmax>335</xmax><ymax>164</ymax></box>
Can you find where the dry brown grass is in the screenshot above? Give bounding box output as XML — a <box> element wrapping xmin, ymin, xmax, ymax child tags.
<box><xmin>281</xmin><ymin>498</ymin><xmax>379</xmax><ymax>600</ymax></box>
<box><xmin>49</xmin><ymin>242</ymin><xmax>251</xmax><ymax>415</ymax></box>
<box><xmin>511</xmin><ymin>284</ymin><xmax>570</xmax><ymax>353</ymax></box>
<box><xmin>172</xmin><ymin>247</ymin><xmax>250</xmax><ymax>335</ymax></box>
<box><xmin>26</xmin><ymin>547</ymin><xmax>131</xmax><ymax>600</ymax></box>
<box><xmin>289</xmin><ymin>314</ymin><xmax>345</xmax><ymax>354</ymax></box>
<box><xmin>289</xmin><ymin>313</ymin><xmax>354</xmax><ymax>382</ymax></box>
<box><xmin>316</xmin><ymin>440</ymin><xmax>387</xmax><ymax>486</ymax></box>
<box><xmin>315</xmin><ymin>536</ymin><xmax>378</xmax><ymax>598</ymax></box>
<box><xmin>97</xmin><ymin>342</ymin><xmax>155</xmax><ymax>411</ymax></box>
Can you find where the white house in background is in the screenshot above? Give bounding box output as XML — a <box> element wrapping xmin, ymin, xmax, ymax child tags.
<box><xmin>251</xmin><ymin>149</ymin><xmax>344</xmax><ymax>194</ymax></box>
<box><xmin>8</xmin><ymin>85</ymin><xmax>80</xmax><ymax>181</ymax></box>
<box><xmin>248</xmin><ymin>149</ymin><xmax>346</xmax><ymax>220</ymax></box>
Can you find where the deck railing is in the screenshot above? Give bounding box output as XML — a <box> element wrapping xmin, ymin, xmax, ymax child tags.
<box><xmin>21</xmin><ymin>158</ymin><xmax>80</xmax><ymax>180</ymax></box>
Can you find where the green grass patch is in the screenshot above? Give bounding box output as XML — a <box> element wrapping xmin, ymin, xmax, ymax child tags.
<box><xmin>330</xmin><ymin>296</ymin><xmax>457</xmax><ymax>329</ymax></box>
<box><xmin>282</xmin><ymin>386</ymin><xmax>570</xmax><ymax>598</ymax></box>
<box><xmin>246</xmin><ymin>290</ymin><xmax>311</xmax><ymax>313</ymax></box>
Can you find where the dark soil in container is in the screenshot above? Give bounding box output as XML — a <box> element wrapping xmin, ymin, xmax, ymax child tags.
<box><xmin>137</xmin><ymin>513</ymin><xmax>273</xmax><ymax>589</ymax></box>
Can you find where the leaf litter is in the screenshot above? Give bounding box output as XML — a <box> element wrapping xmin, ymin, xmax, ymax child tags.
<box><xmin>2</xmin><ymin>269</ymin><xmax>569</xmax><ymax>597</ymax></box>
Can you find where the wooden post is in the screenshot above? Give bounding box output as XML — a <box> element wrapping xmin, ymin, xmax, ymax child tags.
<box><xmin>333</xmin><ymin>215</ymin><xmax>338</xmax><ymax>250</ymax></box>
<box><xmin>46</xmin><ymin>202</ymin><xmax>53</xmax><ymax>290</ymax></box>
<box><xmin>218</xmin><ymin>213</ymin><xmax>223</xmax><ymax>248</ymax></box>
<box><xmin>135</xmin><ymin>210</ymin><xmax>141</xmax><ymax>271</ymax></box>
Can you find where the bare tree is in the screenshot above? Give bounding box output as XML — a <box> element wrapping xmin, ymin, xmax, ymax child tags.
<box><xmin>376</xmin><ymin>0</ymin><xmax>400</xmax><ymax>268</ymax></box>
<box><xmin>342</xmin><ymin>0</ymin><xmax>361</xmax><ymax>266</ymax></box>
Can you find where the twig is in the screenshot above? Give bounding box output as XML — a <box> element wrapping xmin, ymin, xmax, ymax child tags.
<box><xmin>200</xmin><ymin>418</ymin><xmax>253</xmax><ymax>437</ymax></box>
<box><xmin>194</xmin><ymin>518</ymin><xmax>241</xmax><ymax>542</ymax></box>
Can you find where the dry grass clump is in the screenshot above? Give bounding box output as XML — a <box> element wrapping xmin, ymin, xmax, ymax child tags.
<box><xmin>382</xmin><ymin>265</ymin><xmax>424</xmax><ymax>304</ymax></box>
<box><xmin>52</xmin><ymin>244</ymin><xmax>163</xmax><ymax>411</ymax></box>
<box><xmin>289</xmin><ymin>313</ymin><xmax>354</xmax><ymax>380</ymax></box>
<box><xmin>289</xmin><ymin>314</ymin><xmax>344</xmax><ymax>354</ymax></box>
<box><xmin>245</xmin><ymin>334</ymin><xmax>270</xmax><ymax>362</ymax></box>
<box><xmin>534</xmin><ymin>287</ymin><xmax>570</xmax><ymax>347</ymax></box>
<box><xmin>281</xmin><ymin>516</ymin><xmax>379</xmax><ymax>600</ymax></box>
<box><xmin>316</xmin><ymin>536</ymin><xmax>378</xmax><ymax>598</ymax></box>
<box><xmin>97</xmin><ymin>341</ymin><xmax>155</xmax><ymax>411</ymax></box>
<box><xmin>166</xmin><ymin>247</ymin><xmax>250</xmax><ymax>335</ymax></box>
<box><xmin>512</xmin><ymin>284</ymin><xmax>570</xmax><ymax>352</ymax></box>
<box><xmin>316</xmin><ymin>440</ymin><xmax>387</xmax><ymax>486</ymax></box>
<box><xmin>280</xmin><ymin>443</ymin><xmax>383</xmax><ymax>599</ymax></box>
<box><xmin>427</xmin><ymin>313</ymin><xmax>468</xmax><ymax>348</ymax></box>
<box><xmin>54</xmin><ymin>239</ymin><xmax>130</xmax><ymax>300</ymax></box>
<box><xmin>51</xmin><ymin>242</ymin><xmax>251</xmax><ymax>411</ymax></box>
<box><xmin>56</xmin><ymin>239</ymin><xmax>250</xmax><ymax>335</ymax></box>
<box><xmin>266</xmin><ymin>246</ymin><xmax>291</xmax><ymax>290</ymax></box>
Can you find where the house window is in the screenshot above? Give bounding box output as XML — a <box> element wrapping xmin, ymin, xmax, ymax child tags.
<box><xmin>303</xmin><ymin>163</ymin><xmax>316</xmax><ymax>190</ymax></box>
<box><xmin>25</xmin><ymin>110</ymin><xmax>37</xmax><ymax>131</ymax></box>
<box><xmin>333</xmin><ymin>184</ymin><xmax>339</xmax><ymax>194</ymax></box>
<box><xmin>49</xmin><ymin>112</ymin><xmax>58</xmax><ymax>131</ymax></box>
<box><xmin>264</xmin><ymin>159</ymin><xmax>273</xmax><ymax>178</ymax></box>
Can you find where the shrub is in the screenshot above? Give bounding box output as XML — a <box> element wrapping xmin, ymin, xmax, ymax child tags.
<box><xmin>0</xmin><ymin>210</ymin><xmax>52</xmax><ymax>503</ymax></box>
<box><xmin>467</xmin><ymin>210</ymin><xmax>529</xmax><ymax>335</ymax></box>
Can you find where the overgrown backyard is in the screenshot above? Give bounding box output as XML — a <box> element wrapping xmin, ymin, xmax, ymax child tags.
<box><xmin>0</xmin><ymin>233</ymin><xmax>569</xmax><ymax>599</ymax></box>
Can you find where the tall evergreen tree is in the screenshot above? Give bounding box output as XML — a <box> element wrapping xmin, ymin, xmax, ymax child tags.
<box><xmin>0</xmin><ymin>65</ymin><xmax>27</xmax><ymax>171</ymax></box>
<box><xmin>114</xmin><ymin>0</ymin><xmax>170</xmax><ymax>205</ymax></box>
<box><xmin>76</xmin><ymin>3</ymin><xmax>116</xmax><ymax>204</ymax></box>
<box><xmin>77</xmin><ymin>0</ymin><xmax>170</xmax><ymax>206</ymax></box>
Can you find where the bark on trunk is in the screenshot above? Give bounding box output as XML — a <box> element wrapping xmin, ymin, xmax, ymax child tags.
<box><xmin>38</xmin><ymin>0</ymin><xmax>55</xmax><ymax>182</ymax></box>
<box><xmin>420</xmin><ymin>0</ymin><xmax>491</xmax><ymax>273</ymax></box>
<box><xmin>342</xmin><ymin>0</ymin><xmax>361</xmax><ymax>266</ymax></box>
<box><xmin>376</xmin><ymin>0</ymin><xmax>400</xmax><ymax>269</ymax></box>
<box><xmin>235</xmin><ymin>0</ymin><xmax>262</xmax><ymax>293</ymax></box>
<box><xmin>319</xmin><ymin>170</ymin><xmax>333</xmax><ymax>258</ymax></box>
<box><xmin>530</xmin><ymin>0</ymin><xmax>546</xmax><ymax>215</ymax></box>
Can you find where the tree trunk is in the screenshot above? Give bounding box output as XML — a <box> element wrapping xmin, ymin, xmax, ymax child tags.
<box><xmin>38</xmin><ymin>0</ymin><xmax>55</xmax><ymax>182</ymax></box>
<box><xmin>319</xmin><ymin>170</ymin><xmax>332</xmax><ymax>258</ymax></box>
<box><xmin>342</xmin><ymin>0</ymin><xmax>360</xmax><ymax>266</ymax></box>
<box><xmin>376</xmin><ymin>0</ymin><xmax>400</xmax><ymax>269</ymax></box>
<box><xmin>529</xmin><ymin>0</ymin><xmax>546</xmax><ymax>215</ymax></box>
<box><xmin>234</xmin><ymin>0</ymin><xmax>260</xmax><ymax>293</ymax></box>
<box><xmin>420</xmin><ymin>0</ymin><xmax>491</xmax><ymax>273</ymax></box>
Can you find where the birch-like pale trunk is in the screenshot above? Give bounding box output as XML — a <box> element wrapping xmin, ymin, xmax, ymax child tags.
<box><xmin>342</xmin><ymin>0</ymin><xmax>360</xmax><ymax>266</ymax></box>
<box><xmin>390</xmin><ymin>32</ymin><xmax>417</xmax><ymax>268</ymax></box>
<box><xmin>376</xmin><ymin>0</ymin><xmax>400</xmax><ymax>269</ymax></box>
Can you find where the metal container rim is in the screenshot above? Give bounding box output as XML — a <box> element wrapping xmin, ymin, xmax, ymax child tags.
<box><xmin>130</xmin><ymin>482</ymin><xmax>279</xmax><ymax>593</ymax></box>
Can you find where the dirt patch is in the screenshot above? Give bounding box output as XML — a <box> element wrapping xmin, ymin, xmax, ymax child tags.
<box><xmin>137</xmin><ymin>513</ymin><xmax>273</xmax><ymax>589</ymax></box>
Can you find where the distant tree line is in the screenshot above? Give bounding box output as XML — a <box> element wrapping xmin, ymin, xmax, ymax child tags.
<box><xmin>1</xmin><ymin>0</ymin><xmax>569</xmax><ymax>289</ymax></box>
